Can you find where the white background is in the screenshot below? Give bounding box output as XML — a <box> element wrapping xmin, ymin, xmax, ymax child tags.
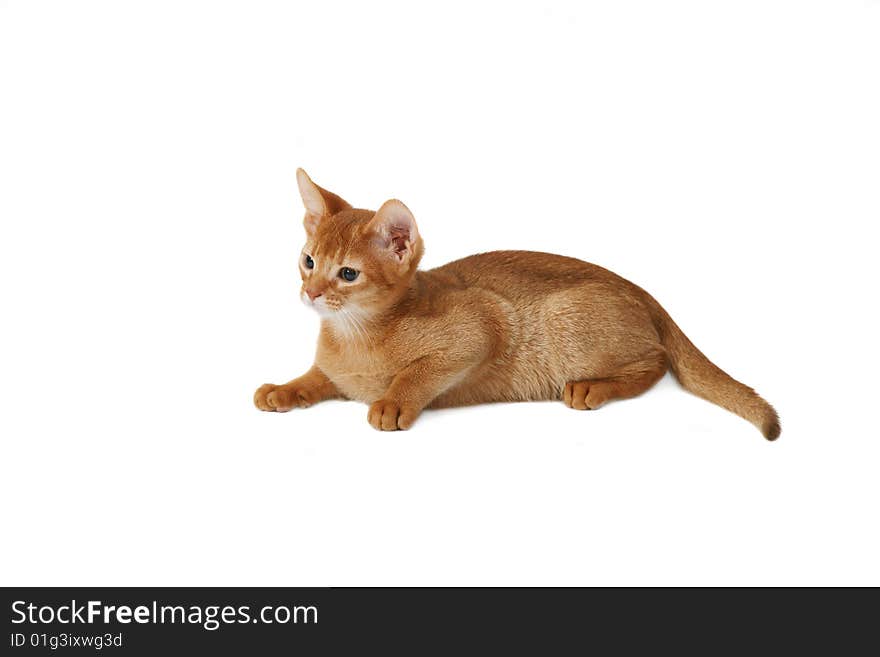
<box><xmin>1</xmin><ymin>1</ymin><xmax>878</xmax><ymax>586</ymax></box>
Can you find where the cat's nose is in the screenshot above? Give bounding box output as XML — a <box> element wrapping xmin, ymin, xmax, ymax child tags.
<box><xmin>306</xmin><ymin>288</ymin><xmax>323</xmax><ymax>301</ymax></box>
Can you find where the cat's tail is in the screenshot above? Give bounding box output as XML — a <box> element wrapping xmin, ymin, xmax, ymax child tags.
<box><xmin>648</xmin><ymin>298</ymin><xmax>780</xmax><ymax>440</ymax></box>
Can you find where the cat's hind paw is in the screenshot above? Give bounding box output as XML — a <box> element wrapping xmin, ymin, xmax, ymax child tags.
<box><xmin>563</xmin><ymin>380</ymin><xmax>611</xmax><ymax>411</ymax></box>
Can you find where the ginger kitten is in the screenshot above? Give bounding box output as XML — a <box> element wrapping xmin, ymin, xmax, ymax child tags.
<box><xmin>254</xmin><ymin>169</ymin><xmax>780</xmax><ymax>439</ymax></box>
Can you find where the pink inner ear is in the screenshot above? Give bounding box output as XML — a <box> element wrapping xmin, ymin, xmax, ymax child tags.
<box><xmin>388</xmin><ymin>224</ymin><xmax>410</xmax><ymax>256</ymax></box>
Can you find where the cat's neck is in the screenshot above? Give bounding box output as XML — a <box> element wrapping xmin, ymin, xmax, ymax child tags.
<box><xmin>320</xmin><ymin>273</ymin><xmax>423</xmax><ymax>347</ymax></box>
<box><xmin>321</xmin><ymin>308</ymin><xmax>382</xmax><ymax>346</ymax></box>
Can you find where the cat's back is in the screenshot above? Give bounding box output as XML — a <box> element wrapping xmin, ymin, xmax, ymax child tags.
<box><xmin>428</xmin><ymin>250</ymin><xmax>628</xmax><ymax>296</ymax></box>
<box><xmin>425</xmin><ymin>249</ymin><xmax>655</xmax><ymax>338</ymax></box>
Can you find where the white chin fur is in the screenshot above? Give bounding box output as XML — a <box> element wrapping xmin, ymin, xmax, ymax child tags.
<box><xmin>314</xmin><ymin>306</ymin><xmax>335</xmax><ymax>318</ymax></box>
<box><xmin>328</xmin><ymin>306</ymin><xmax>372</xmax><ymax>342</ymax></box>
<box><xmin>300</xmin><ymin>293</ymin><xmax>368</xmax><ymax>339</ymax></box>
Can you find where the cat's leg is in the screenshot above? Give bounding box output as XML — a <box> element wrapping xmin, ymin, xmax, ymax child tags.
<box><xmin>368</xmin><ymin>356</ymin><xmax>477</xmax><ymax>431</ymax></box>
<box><xmin>563</xmin><ymin>347</ymin><xmax>667</xmax><ymax>411</ymax></box>
<box><xmin>254</xmin><ymin>365</ymin><xmax>341</xmax><ymax>412</ymax></box>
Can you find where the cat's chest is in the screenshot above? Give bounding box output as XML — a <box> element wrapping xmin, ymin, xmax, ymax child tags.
<box><xmin>316</xmin><ymin>346</ymin><xmax>395</xmax><ymax>403</ymax></box>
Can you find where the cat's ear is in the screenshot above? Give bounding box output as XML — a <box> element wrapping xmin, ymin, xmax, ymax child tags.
<box><xmin>296</xmin><ymin>168</ymin><xmax>352</xmax><ymax>235</ymax></box>
<box><xmin>367</xmin><ymin>199</ymin><xmax>420</xmax><ymax>262</ymax></box>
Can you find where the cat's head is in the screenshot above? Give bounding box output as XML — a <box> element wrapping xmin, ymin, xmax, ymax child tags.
<box><xmin>294</xmin><ymin>168</ymin><xmax>424</xmax><ymax>327</ymax></box>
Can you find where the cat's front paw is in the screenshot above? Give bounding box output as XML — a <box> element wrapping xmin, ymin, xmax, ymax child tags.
<box><xmin>367</xmin><ymin>399</ymin><xmax>419</xmax><ymax>431</ymax></box>
<box><xmin>254</xmin><ymin>383</ymin><xmax>312</xmax><ymax>412</ymax></box>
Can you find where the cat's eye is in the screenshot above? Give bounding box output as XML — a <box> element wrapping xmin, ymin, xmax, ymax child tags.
<box><xmin>339</xmin><ymin>267</ymin><xmax>359</xmax><ymax>282</ymax></box>
<box><xmin>304</xmin><ymin>254</ymin><xmax>314</xmax><ymax>269</ymax></box>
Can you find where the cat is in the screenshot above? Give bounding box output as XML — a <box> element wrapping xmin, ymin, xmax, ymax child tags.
<box><xmin>254</xmin><ymin>168</ymin><xmax>780</xmax><ymax>439</ymax></box>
